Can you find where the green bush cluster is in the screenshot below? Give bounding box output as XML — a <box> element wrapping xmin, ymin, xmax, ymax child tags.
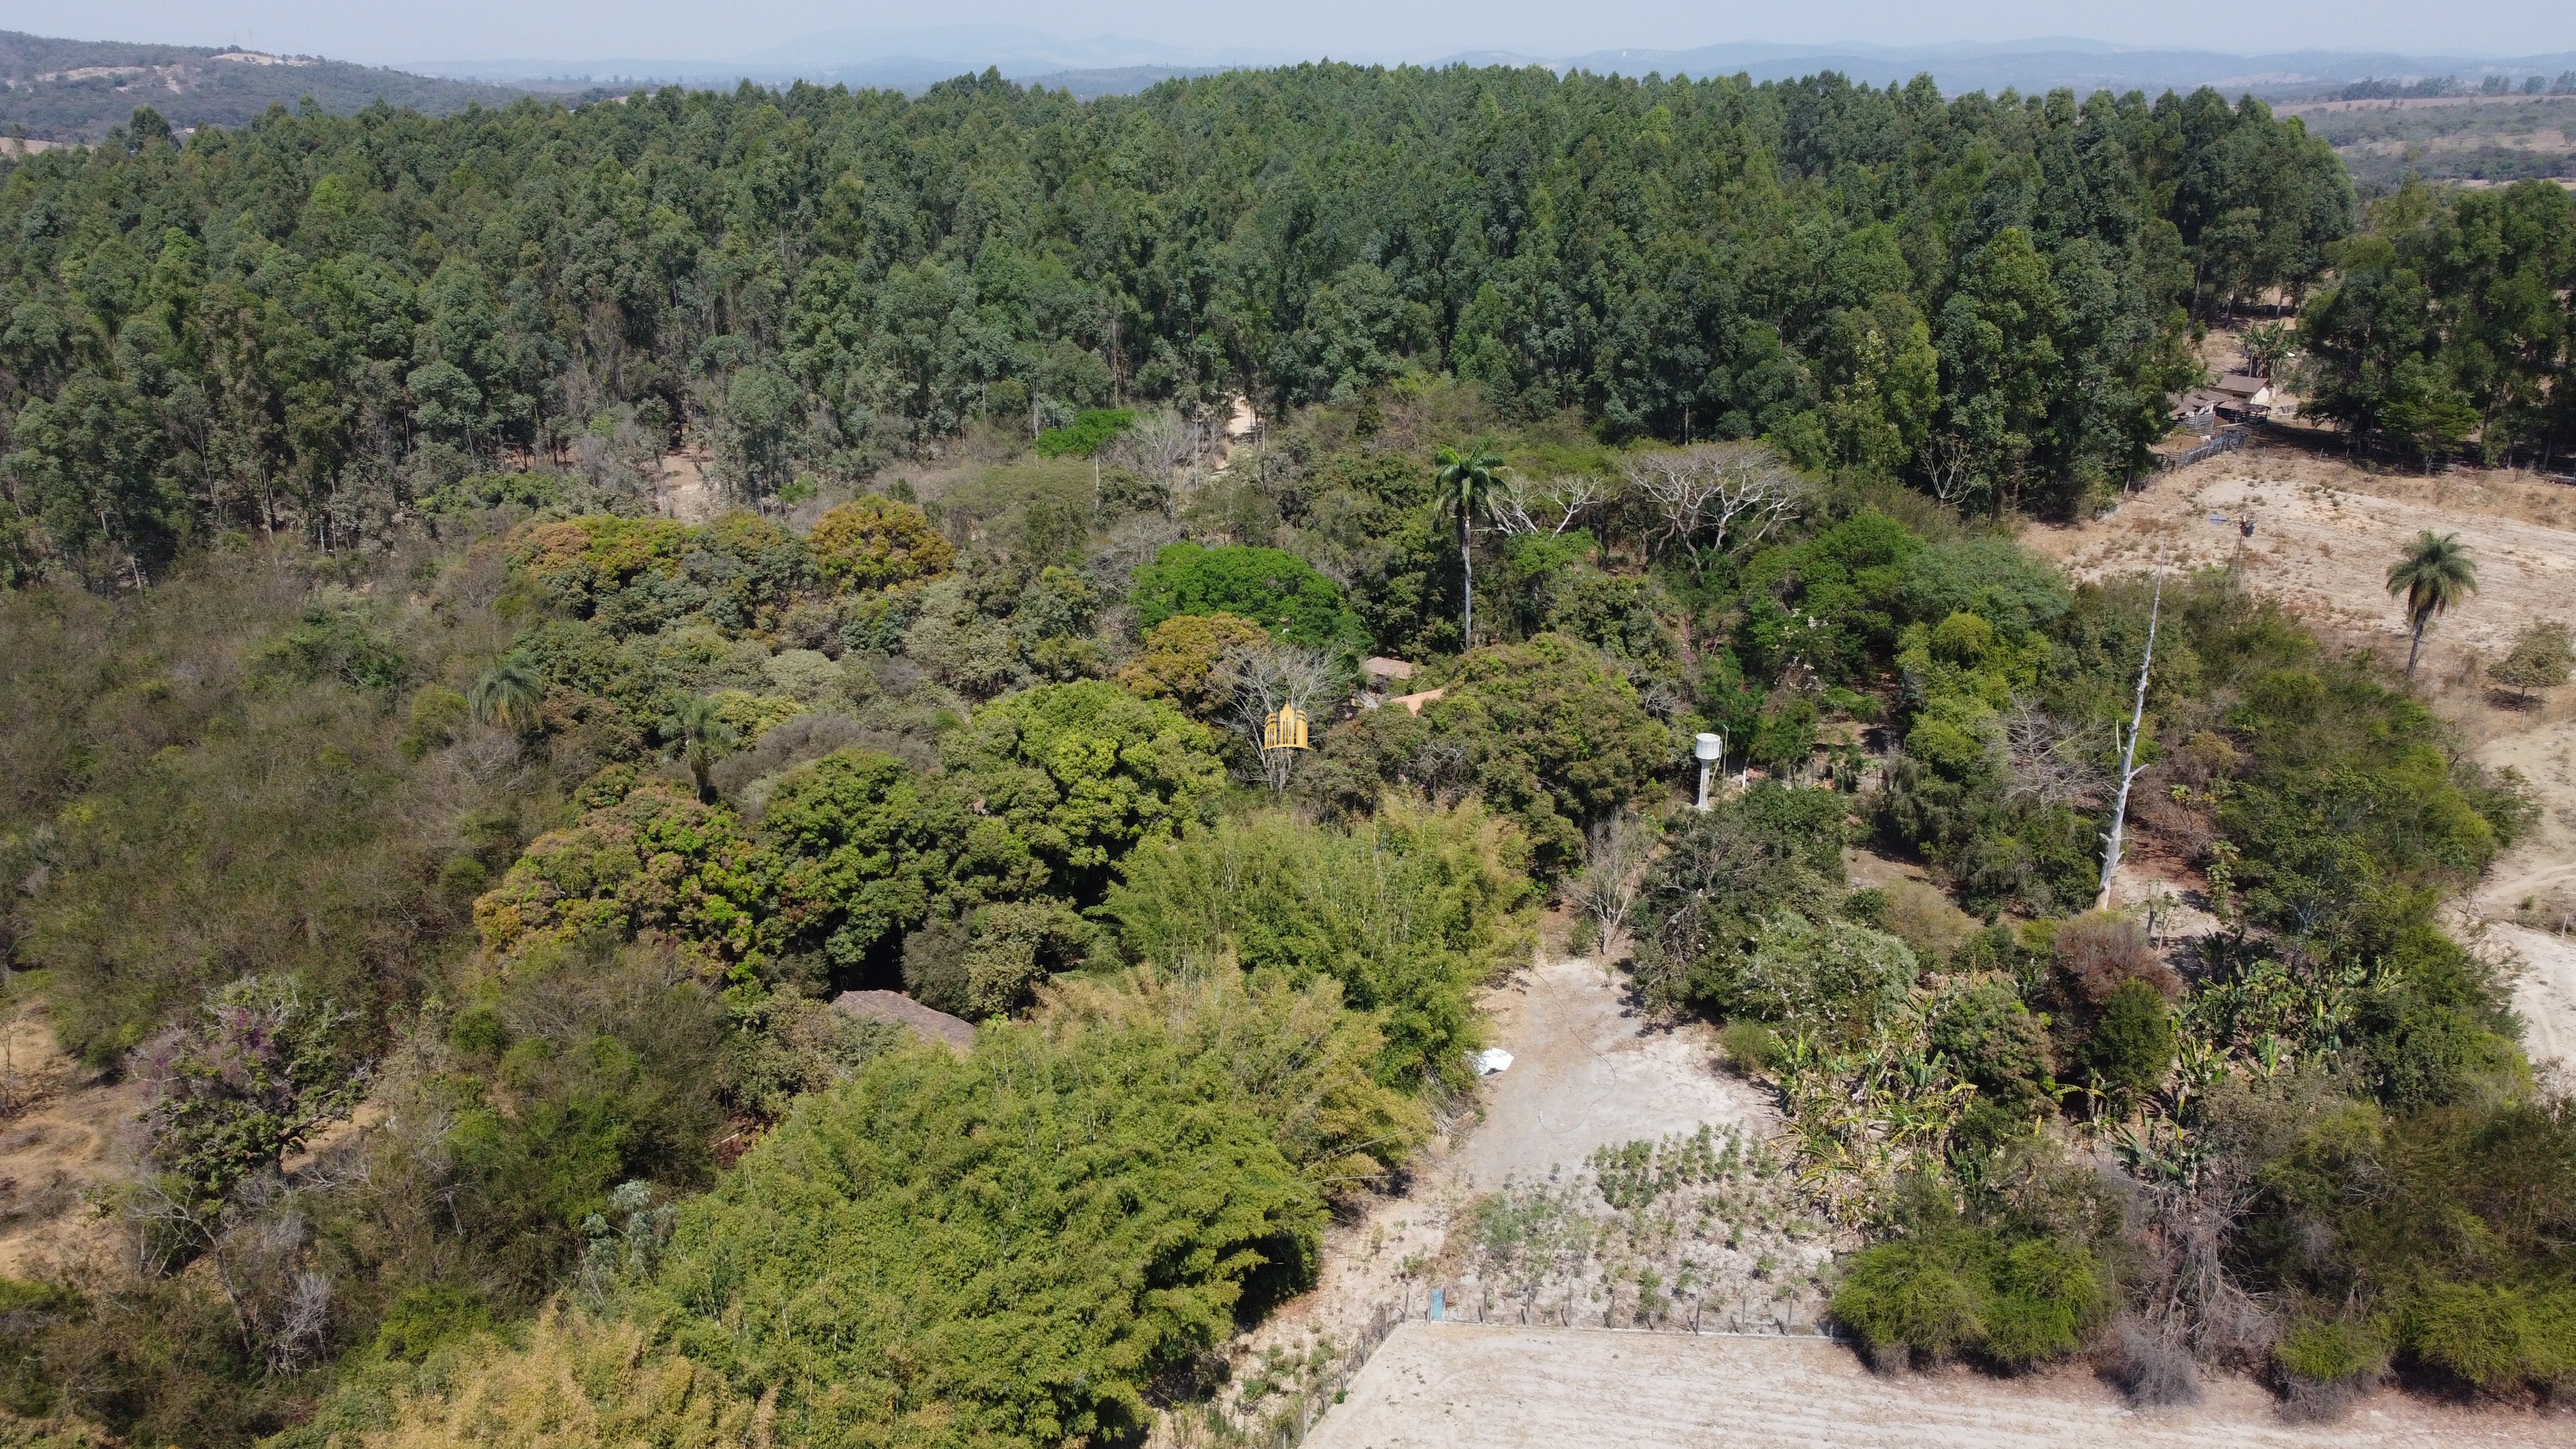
<box><xmin>1032</xmin><ymin>406</ymin><xmax>1136</xmax><ymax>458</ymax></box>
<box><xmin>1128</xmin><ymin>542</ymin><xmax>1368</xmax><ymax>654</ymax></box>
<box><xmin>1313</xmin><ymin>633</ymin><xmax>1670</xmax><ymax>872</ymax></box>
<box><xmin>477</xmin><ymin>680</ymin><xmax>1223</xmax><ymax>998</ymax></box>
<box><xmin>642</xmin><ymin>1023</ymin><xmax>1326</xmax><ymax>1449</ymax></box>
<box><xmin>1103</xmin><ymin>800</ymin><xmax>1534</xmax><ymax>1086</ymax></box>
<box><xmin>1830</xmin><ymin>1226</ymin><xmax>2110</xmax><ymax>1368</ymax></box>
<box><xmin>2252</xmin><ymin>1097</ymin><xmax>2576</xmax><ymax>1397</ymax></box>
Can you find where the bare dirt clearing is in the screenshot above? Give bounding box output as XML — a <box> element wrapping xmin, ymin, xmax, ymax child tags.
<box><xmin>1303</xmin><ymin>1323</ymin><xmax>2569</xmax><ymax>1449</ymax></box>
<box><xmin>2466</xmin><ymin>705</ymin><xmax>2576</xmax><ymax>1081</ymax></box>
<box><xmin>2026</xmin><ymin>447</ymin><xmax>2576</xmax><ymax>669</ymax></box>
<box><xmin>0</xmin><ymin>1011</ymin><xmax>142</xmax><ymax>1277</ymax></box>
<box><xmin>1451</xmin><ymin>954</ymin><xmax>1771</xmax><ymax>1192</ymax></box>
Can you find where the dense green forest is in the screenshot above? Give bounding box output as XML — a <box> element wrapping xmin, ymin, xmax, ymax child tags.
<box><xmin>0</xmin><ymin>61</ymin><xmax>2363</xmax><ymax>594</ymax></box>
<box><xmin>0</xmin><ymin>61</ymin><xmax>2571</xmax><ymax>1448</ymax></box>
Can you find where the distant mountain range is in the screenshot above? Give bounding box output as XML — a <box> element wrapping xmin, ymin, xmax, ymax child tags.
<box><xmin>417</xmin><ymin>29</ymin><xmax>2576</xmax><ymax>99</ymax></box>
<box><xmin>9</xmin><ymin>26</ymin><xmax>2576</xmax><ymax>145</ymax></box>
<box><xmin>0</xmin><ymin>31</ymin><xmax>578</xmax><ymax>142</ymax></box>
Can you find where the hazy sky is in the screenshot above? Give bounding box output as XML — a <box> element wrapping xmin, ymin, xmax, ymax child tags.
<box><xmin>13</xmin><ymin>0</ymin><xmax>2575</xmax><ymax>66</ymax></box>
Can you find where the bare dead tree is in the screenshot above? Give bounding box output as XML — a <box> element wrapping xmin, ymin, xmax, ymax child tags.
<box><xmin>1105</xmin><ymin>408</ymin><xmax>1197</xmax><ymax>479</ymax></box>
<box><xmin>1488</xmin><ymin>474</ymin><xmax>1601</xmax><ymax>537</ymax></box>
<box><xmin>1621</xmin><ymin>443</ymin><xmax>1804</xmax><ymax>570</ymax></box>
<box><xmin>1216</xmin><ymin>643</ymin><xmax>1348</xmax><ymax>792</ymax></box>
<box><xmin>2099</xmin><ymin>571</ymin><xmax>2165</xmax><ymax>911</ymax></box>
<box><xmin>1999</xmin><ymin>701</ymin><xmax>2105</xmax><ymax>811</ymax></box>
<box><xmin>1922</xmin><ymin>432</ymin><xmax>1978</xmax><ymax>508</ymax></box>
<box><xmin>1569</xmin><ymin>810</ymin><xmax>1655</xmax><ymax>960</ymax></box>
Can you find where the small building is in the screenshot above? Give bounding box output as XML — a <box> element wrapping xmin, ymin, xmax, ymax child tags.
<box><xmin>1360</xmin><ymin>656</ymin><xmax>1417</xmax><ymax>690</ymax></box>
<box><xmin>2212</xmin><ymin>374</ymin><xmax>2275</xmax><ymax>421</ymax></box>
<box><xmin>1386</xmin><ymin>687</ymin><xmax>1447</xmax><ymax>716</ymax></box>
<box><xmin>832</xmin><ymin>989</ymin><xmax>977</xmax><ymax>1053</ymax></box>
<box><xmin>2169</xmin><ymin>390</ymin><xmax>2224</xmax><ymax>433</ymax></box>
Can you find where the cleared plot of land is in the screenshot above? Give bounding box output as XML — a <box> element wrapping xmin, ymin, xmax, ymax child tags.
<box><xmin>2026</xmin><ymin>449</ymin><xmax>2576</xmax><ymax>667</ymax></box>
<box><xmin>1225</xmin><ymin>953</ymin><xmax>1786</xmax><ymax>1394</ymax></box>
<box><xmin>1304</xmin><ymin>1323</ymin><xmax>2570</xmax><ymax>1448</ymax></box>
<box><xmin>1449</xmin><ymin>953</ymin><xmax>1771</xmax><ymax>1193</ymax></box>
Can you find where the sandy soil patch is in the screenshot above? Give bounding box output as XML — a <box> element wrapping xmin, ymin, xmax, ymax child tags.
<box><xmin>1450</xmin><ymin>955</ymin><xmax>1772</xmax><ymax>1192</ymax></box>
<box><xmin>2027</xmin><ymin>448</ymin><xmax>2576</xmax><ymax>672</ymax></box>
<box><xmin>2465</xmin><ymin>706</ymin><xmax>2576</xmax><ymax>1081</ymax></box>
<box><xmin>655</xmin><ymin>444</ymin><xmax>718</xmax><ymax>522</ymax></box>
<box><xmin>0</xmin><ymin>1012</ymin><xmax>144</xmax><ymax>1278</ymax></box>
<box><xmin>1303</xmin><ymin>1323</ymin><xmax>2569</xmax><ymax>1449</ymax></box>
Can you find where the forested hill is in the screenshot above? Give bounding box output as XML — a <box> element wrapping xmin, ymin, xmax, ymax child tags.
<box><xmin>0</xmin><ymin>65</ymin><xmax>2347</xmax><ymax>586</ymax></box>
<box><xmin>0</xmin><ymin>30</ymin><xmax>558</xmax><ymax>142</ymax></box>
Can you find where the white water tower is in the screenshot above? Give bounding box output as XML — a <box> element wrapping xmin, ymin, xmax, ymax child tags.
<box><xmin>1693</xmin><ymin>732</ymin><xmax>1724</xmax><ymax>811</ymax></box>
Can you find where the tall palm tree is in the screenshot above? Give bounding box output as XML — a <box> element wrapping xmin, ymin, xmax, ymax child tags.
<box><xmin>1434</xmin><ymin>443</ymin><xmax>1504</xmax><ymax>647</ymax></box>
<box><xmin>469</xmin><ymin>654</ymin><xmax>545</xmax><ymax>732</ymax></box>
<box><xmin>2385</xmin><ymin>531</ymin><xmax>2478</xmax><ymax>682</ymax></box>
<box><xmin>665</xmin><ymin>695</ymin><xmax>738</xmax><ymax>803</ymax></box>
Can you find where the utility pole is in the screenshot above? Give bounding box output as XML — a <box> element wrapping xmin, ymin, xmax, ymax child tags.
<box><xmin>2098</xmin><ymin>571</ymin><xmax>2164</xmax><ymax>912</ymax></box>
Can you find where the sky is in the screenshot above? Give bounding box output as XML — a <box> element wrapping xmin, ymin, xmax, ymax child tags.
<box><xmin>9</xmin><ymin>0</ymin><xmax>2574</xmax><ymax>68</ymax></box>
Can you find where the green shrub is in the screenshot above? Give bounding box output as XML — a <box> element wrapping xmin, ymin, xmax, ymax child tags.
<box><xmin>1831</xmin><ymin>1228</ymin><xmax>2106</xmax><ymax>1368</ymax></box>
<box><xmin>1831</xmin><ymin>1238</ymin><xmax>1987</xmax><ymax>1362</ymax></box>
<box><xmin>2275</xmin><ymin>1317</ymin><xmax>2389</xmax><ymax>1385</ymax></box>
<box><xmin>2397</xmin><ymin>1282</ymin><xmax>2576</xmax><ymax>1390</ymax></box>
<box><xmin>372</xmin><ymin>1285</ymin><xmax>492</xmax><ymax>1362</ymax></box>
<box><xmin>1719</xmin><ymin>1020</ymin><xmax>1783</xmax><ymax>1074</ymax></box>
<box><xmin>1102</xmin><ymin>800</ymin><xmax>1533</xmax><ymax>1085</ymax></box>
<box><xmin>643</xmin><ymin>1025</ymin><xmax>1325</xmax><ymax>1448</ymax></box>
<box><xmin>2080</xmin><ymin>978</ymin><xmax>2173</xmax><ymax>1097</ymax></box>
<box><xmin>1033</xmin><ymin>406</ymin><xmax>1136</xmax><ymax>458</ymax></box>
<box><xmin>1634</xmin><ymin>782</ymin><xmax>1850</xmax><ymax>1008</ymax></box>
<box><xmin>1128</xmin><ymin>542</ymin><xmax>1367</xmax><ymax>652</ymax></box>
<box><xmin>1696</xmin><ymin>913</ymin><xmax>1916</xmax><ymax>1044</ymax></box>
<box><xmin>1928</xmin><ymin>978</ymin><xmax>2057</xmax><ymax>1121</ymax></box>
<box><xmin>418</xmin><ymin>471</ymin><xmax>567</xmax><ymax>515</ymax></box>
<box><xmin>1981</xmin><ymin>1237</ymin><xmax>2109</xmax><ymax>1364</ymax></box>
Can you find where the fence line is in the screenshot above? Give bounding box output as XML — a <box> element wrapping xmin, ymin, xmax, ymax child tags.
<box><xmin>2157</xmin><ymin>424</ymin><xmax>2253</xmax><ymax>469</ymax></box>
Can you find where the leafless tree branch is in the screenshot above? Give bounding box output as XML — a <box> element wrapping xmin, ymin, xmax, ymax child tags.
<box><xmin>1489</xmin><ymin>474</ymin><xmax>1602</xmax><ymax>537</ymax></box>
<box><xmin>1216</xmin><ymin>643</ymin><xmax>1348</xmax><ymax>792</ymax></box>
<box><xmin>1620</xmin><ymin>443</ymin><xmax>1804</xmax><ymax>570</ymax></box>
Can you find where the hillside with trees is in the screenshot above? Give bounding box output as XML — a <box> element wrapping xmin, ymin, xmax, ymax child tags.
<box><xmin>0</xmin><ymin>32</ymin><xmax>568</xmax><ymax>144</ymax></box>
<box><xmin>0</xmin><ymin>59</ymin><xmax>2570</xmax><ymax>1448</ymax></box>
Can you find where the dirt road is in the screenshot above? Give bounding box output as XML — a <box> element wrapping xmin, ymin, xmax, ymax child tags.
<box><xmin>1304</xmin><ymin>1323</ymin><xmax>2566</xmax><ymax>1448</ymax></box>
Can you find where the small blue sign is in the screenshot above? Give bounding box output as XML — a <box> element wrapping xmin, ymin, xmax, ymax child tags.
<box><xmin>1429</xmin><ymin>1287</ymin><xmax>1444</xmax><ymax>1322</ymax></box>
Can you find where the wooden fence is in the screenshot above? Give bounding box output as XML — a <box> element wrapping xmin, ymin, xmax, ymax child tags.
<box><xmin>2158</xmin><ymin>424</ymin><xmax>2253</xmax><ymax>469</ymax></box>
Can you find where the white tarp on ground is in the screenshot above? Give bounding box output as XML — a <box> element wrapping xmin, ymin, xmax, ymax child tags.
<box><xmin>1472</xmin><ymin>1048</ymin><xmax>1514</xmax><ymax>1075</ymax></box>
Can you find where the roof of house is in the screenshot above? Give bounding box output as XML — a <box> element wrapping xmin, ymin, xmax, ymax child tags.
<box><xmin>2215</xmin><ymin>374</ymin><xmax>2270</xmax><ymax>397</ymax></box>
<box><xmin>1388</xmin><ymin>687</ymin><xmax>1447</xmax><ymax>715</ymax></box>
<box><xmin>832</xmin><ymin>989</ymin><xmax>977</xmax><ymax>1052</ymax></box>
